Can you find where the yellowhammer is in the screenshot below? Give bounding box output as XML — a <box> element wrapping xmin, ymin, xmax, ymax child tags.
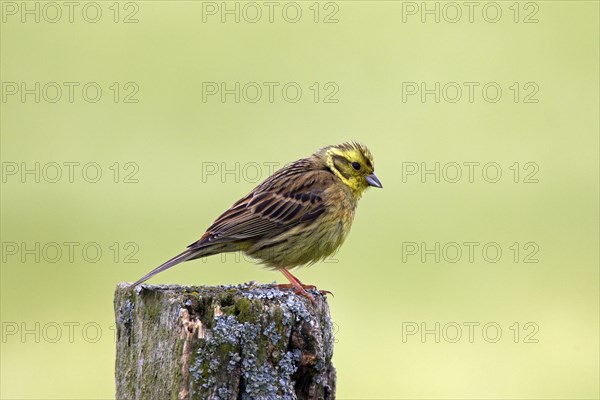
<box><xmin>130</xmin><ymin>142</ymin><xmax>382</xmax><ymax>301</ymax></box>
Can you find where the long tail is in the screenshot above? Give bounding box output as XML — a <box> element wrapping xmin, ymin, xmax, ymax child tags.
<box><xmin>128</xmin><ymin>248</ymin><xmax>198</xmax><ymax>288</ymax></box>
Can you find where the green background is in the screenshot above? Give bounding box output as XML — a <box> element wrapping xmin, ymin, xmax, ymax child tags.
<box><xmin>1</xmin><ymin>1</ymin><xmax>598</xmax><ymax>398</ymax></box>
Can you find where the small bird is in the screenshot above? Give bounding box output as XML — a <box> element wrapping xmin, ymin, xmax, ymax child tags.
<box><xmin>130</xmin><ymin>142</ymin><xmax>382</xmax><ymax>300</ymax></box>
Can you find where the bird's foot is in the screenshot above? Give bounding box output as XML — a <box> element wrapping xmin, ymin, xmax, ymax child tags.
<box><xmin>277</xmin><ymin>268</ymin><xmax>332</xmax><ymax>304</ymax></box>
<box><xmin>276</xmin><ymin>283</ymin><xmax>315</xmax><ymax>303</ymax></box>
<box><xmin>275</xmin><ymin>283</ymin><xmax>333</xmax><ymax>302</ymax></box>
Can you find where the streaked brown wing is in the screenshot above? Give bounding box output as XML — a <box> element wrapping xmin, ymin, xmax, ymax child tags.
<box><xmin>190</xmin><ymin>169</ymin><xmax>331</xmax><ymax>247</ymax></box>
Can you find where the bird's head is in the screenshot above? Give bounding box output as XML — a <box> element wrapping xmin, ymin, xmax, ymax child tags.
<box><xmin>317</xmin><ymin>141</ymin><xmax>382</xmax><ymax>197</ymax></box>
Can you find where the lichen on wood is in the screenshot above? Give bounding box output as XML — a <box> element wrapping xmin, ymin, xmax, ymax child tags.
<box><xmin>114</xmin><ymin>282</ymin><xmax>336</xmax><ymax>400</ymax></box>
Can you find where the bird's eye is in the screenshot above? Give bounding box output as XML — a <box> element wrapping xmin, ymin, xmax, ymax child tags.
<box><xmin>351</xmin><ymin>162</ymin><xmax>361</xmax><ymax>171</ymax></box>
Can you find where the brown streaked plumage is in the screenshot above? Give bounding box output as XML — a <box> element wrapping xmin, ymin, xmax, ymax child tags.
<box><xmin>129</xmin><ymin>142</ymin><xmax>382</xmax><ymax>301</ymax></box>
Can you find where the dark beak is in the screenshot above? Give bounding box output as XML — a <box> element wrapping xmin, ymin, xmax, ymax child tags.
<box><xmin>366</xmin><ymin>173</ymin><xmax>383</xmax><ymax>188</ymax></box>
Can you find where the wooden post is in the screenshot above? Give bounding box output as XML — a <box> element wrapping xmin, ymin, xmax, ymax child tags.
<box><xmin>114</xmin><ymin>282</ymin><xmax>336</xmax><ymax>400</ymax></box>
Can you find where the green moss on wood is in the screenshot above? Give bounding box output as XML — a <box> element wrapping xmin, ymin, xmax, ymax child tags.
<box><xmin>114</xmin><ymin>282</ymin><xmax>336</xmax><ymax>400</ymax></box>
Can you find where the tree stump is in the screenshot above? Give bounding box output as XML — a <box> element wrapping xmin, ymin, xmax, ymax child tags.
<box><xmin>114</xmin><ymin>282</ymin><xmax>336</xmax><ymax>400</ymax></box>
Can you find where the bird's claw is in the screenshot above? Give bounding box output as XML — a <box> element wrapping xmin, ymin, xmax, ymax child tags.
<box><xmin>275</xmin><ymin>283</ymin><xmax>333</xmax><ymax>303</ymax></box>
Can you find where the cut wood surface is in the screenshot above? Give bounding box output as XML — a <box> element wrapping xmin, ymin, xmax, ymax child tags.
<box><xmin>114</xmin><ymin>282</ymin><xmax>336</xmax><ymax>400</ymax></box>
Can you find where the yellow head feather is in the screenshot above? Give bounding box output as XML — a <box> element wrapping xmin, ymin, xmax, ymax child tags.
<box><xmin>318</xmin><ymin>141</ymin><xmax>377</xmax><ymax>197</ymax></box>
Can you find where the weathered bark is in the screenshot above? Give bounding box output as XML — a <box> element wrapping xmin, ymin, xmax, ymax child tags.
<box><xmin>114</xmin><ymin>282</ymin><xmax>336</xmax><ymax>400</ymax></box>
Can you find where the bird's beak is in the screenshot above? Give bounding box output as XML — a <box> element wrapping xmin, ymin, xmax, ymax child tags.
<box><xmin>366</xmin><ymin>173</ymin><xmax>383</xmax><ymax>188</ymax></box>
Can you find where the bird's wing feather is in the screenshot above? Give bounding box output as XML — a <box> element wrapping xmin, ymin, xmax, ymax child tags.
<box><xmin>190</xmin><ymin>168</ymin><xmax>331</xmax><ymax>247</ymax></box>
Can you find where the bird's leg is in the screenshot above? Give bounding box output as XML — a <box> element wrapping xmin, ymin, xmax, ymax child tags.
<box><xmin>277</xmin><ymin>269</ymin><xmax>333</xmax><ymax>302</ymax></box>
<box><xmin>277</xmin><ymin>268</ymin><xmax>315</xmax><ymax>302</ymax></box>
